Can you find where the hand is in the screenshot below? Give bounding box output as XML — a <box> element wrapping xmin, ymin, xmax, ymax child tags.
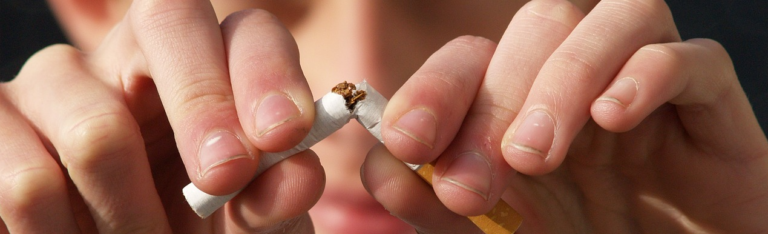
<box><xmin>362</xmin><ymin>0</ymin><xmax>768</xmax><ymax>233</ymax></box>
<box><xmin>0</xmin><ymin>2</ymin><xmax>322</xmax><ymax>233</ymax></box>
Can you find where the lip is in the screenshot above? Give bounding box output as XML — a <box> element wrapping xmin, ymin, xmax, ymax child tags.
<box><xmin>309</xmin><ymin>187</ymin><xmax>414</xmax><ymax>234</ymax></box>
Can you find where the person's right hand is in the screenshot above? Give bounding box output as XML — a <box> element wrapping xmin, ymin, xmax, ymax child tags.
<box><xmin>0</xmin><ymin>1</ymin><xmax>323</xmax><ymax>233</ymax></box>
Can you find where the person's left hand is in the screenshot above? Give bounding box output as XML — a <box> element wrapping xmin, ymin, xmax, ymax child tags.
<box><xmin>361</xmin><ymin>0</ymin><xmax>768</xmax><ymax>233</ymax></box>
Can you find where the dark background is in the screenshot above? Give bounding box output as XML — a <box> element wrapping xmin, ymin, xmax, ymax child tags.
<box><xmin>2</xmin><ymin>0</ymin><xmax>767</xmax><ymax>134</ymax></box>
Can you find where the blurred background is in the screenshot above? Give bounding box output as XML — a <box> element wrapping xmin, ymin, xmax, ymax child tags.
<box><xmin>2</xmin><ymin>0</ymin><xmax>766</xmax><ymax>133</ymax></box>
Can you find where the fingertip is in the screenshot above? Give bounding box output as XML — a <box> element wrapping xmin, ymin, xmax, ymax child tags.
<box><xmin>361</xmin><ymin>143</ymin><xmax>428</xmax><ymax>212</ymax></box>
<box><xmin>502</xmin><ymin>143</ymin><xmax>560</xmax><ymax>176</ymax></box>
<box><xmin>193</xmin><ymin>130</ymin><xmax>260</xmax><ymax>195</ymax></box>
<box><xmin>361</xmin><ymin>144</ymin><xmax>409</xmax><ymax>194</ymax></box>
<box><xmin>227</xmin><ymin>150</ymin><xmax>324</xmax><ymax>230</ymax></box>
<box><xmin>591</xmin><ymin>77</ymin><xmax>641</xmax><ymax>132</ymax></box>
<box><xmin>501</xmin><ymin>108</ymin><xmax>561</xmax><ymax>175</ymax></box>
<box><xmin>590</xmin><ymin>102</ymin><xmax>636</xmax><ymax>133</ymax></box>
<box><xmin>361</xmin><ymin>144</ymin><xmax>479</xmax><ymax>233</ymax></box>
<box><xmin>381</xmin><ymin>106</ymin><xmax>438</xmax><ymax>164</ymax></box>
<box><xmin>381</xmin><ymin>36</ymin><xmax>495</xmax><ymax>164</ymax></box>
<box><xmin>253</xmin><ymin>93</ymin><xmax>302</xmax><ymax>138</ymax></box>
<box><xmin>193</xmin><ymin>157</ymin><xmax>260</xmax><ymax>196</ymax></box>
<box><xmin>432</xmin><ymin>151</ymin><xmax>497</xmax><ymax>216</ymax></box>
<box><xmin>249</xmin><ymin>90</ymin><xmax>315</xmax><ymax>152</ymax></box>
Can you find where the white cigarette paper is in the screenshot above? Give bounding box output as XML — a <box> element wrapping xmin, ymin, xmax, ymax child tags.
<box><xmin>353</xmin><ymin>85</ymin><xmax>422</xmax><ymax>171</ymax></box>
<box><xmin>183</xmin><ymin>81</ymin><xmax>414</xmax><ymax>218</ymax></box>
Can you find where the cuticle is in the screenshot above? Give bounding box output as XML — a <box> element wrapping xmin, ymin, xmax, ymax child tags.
<box><xmin>197</xmin><ymin>129</ymin><xmax>254</xmax><ymax>179</ymax></box>
<box><xmin>514</xmin><ymin>106</ymin><xmax>558</xmax><ymax>158</ymax></box>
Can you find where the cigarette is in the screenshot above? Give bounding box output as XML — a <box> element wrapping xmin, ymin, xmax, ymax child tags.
<box><xmin>183</xmin><ymin>81</ymin><xmax>522</xmax><ymax>233</ymax></box>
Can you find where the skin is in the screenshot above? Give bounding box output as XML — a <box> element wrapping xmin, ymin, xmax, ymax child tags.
<box><xmin>1</xmin><ymin>0</ymin><xmax>767</xmax><ymax>233</ymax></box>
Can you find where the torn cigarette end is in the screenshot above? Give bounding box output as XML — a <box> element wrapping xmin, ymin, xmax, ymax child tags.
<box><xmin>332</xmin><ymin>81</ymin><xmax>367</xmax><ymax>110</ymax></box>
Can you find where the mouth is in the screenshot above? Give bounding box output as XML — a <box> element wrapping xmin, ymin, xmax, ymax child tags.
<box><xmin>309</xmin><ymin>187</ymin><xmax>414</xmax><ymax>234</ymax></box>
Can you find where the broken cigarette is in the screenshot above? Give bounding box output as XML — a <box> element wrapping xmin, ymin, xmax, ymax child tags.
<box><xmin>182</xmin><ymin>81</ymin><xmax>522</xmax><ymax>233</ymax></box>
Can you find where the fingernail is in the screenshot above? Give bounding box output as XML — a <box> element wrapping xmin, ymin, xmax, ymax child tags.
<box><xmin>198</xmin><ymin>131</ymin><xmax>251</xmax><ymax>179</ymax></box>
<box><xmin>441</xmin><ymin>152</ymin><xmax>492</xmax><ymax>200</ymax></box>
<box><xmin>255</xmin><ymin>93</ymin><xmax>301</xmax><ymax>136</ymax></box>
<box><xmin>596</xmin><ymin>77</ymin><xmax>639</xmax><ymax>108</ymax></box>
<box><xmin>393</xmin><ymin>108</ymin><xmax>436</xmax><ymax>149</ymax></box>
<box><xmin>508</xmin><ymin>109</ymin><xmax>555</xmax><ymax>159</ymax></box>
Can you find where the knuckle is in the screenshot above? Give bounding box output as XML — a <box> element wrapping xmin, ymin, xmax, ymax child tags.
<box><xmin>547</xmin><ymin>48</ymin><xmax>599</xmax><ymax>84</ymax></box>
<box><xmin>686</xmin><ymin>38</ymin><xmax>738</xmax><ymax>100</ymax></box>
<box><xmin>606</xmin><ymin>0</ymin><xmax>674</xmax><ymax>30</ymax></box>
<box><xmin>172</xmin><ymin>77</ymin><xmax>234</xmax><ymax>115</ymax></box>
<box><xmin>640</xmin><ymin>43</ymin><xmax>680</xmax><ymax>59</ymax></box>
<box><xmin>222</xmin><ymin>9</ymin><xmax>281</xmax><ymax>33</ymax></box>
<box><xmin>637</xmin><ymin>43</ymin><xmax>684</xmax><ymax>72</ymax></box>
<box><xmin>31</xmin><ymin>44</ymin><xmax>81</xmax><ymax>62</ymax></box>
<box><xmin>414</xmin><ymin>70</ymin><xmax>471</xmax><ymax>104</ymax></box>
<box><xmin>132</xmin><ymin>0</ymin><xmax>212</xmax><ymax>35</ymax></box>
<box><xmin>689</xmin><ymin>38</ymin><xmax>731</xmax><ymax>62</ymax></box>
<box><xmin>59</xmin><ymin>108</ymin><xmax>141</xmax><ymax>171</ymax></box>
<box><xmin>468</xmin><ymin>94</ymin><xmax>522</xmax><ymax>130</ymax></box>
<box><xmin>12</xmin><ymin>44</ymin><xmax>82</xmax><ymax>84</ymax></box>
<box><xmin>695</xmin><ymin>38</ymin><xmax>737</xmax><ymax>79</ymax></box>
<box><xmin>0</xmin><ymin>166</ymin><xmax>65</xmax><ymax>215</ymax></box>
<box><xmin>447</xmin><ymin>35</ymin><xmax>496</xmax><ymax>52</ymax></box>
<box><xmin>523</xmin><ymin>0</ymin><xmax>583</xmax><ymax>28</ymax></box>
<box><xmin>230</xmin><ymin>8</ymin><xmax>280</xmax><ymax>25</ymax></box>
<box><xmin>25</xmin><ymin>44</ymin><xmax>81</xmax><ymax>69</ymax></box>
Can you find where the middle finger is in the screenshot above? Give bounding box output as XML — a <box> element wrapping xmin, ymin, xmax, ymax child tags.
<box><xmin>432</xmin><ymin>0</ymin><xmax>585</xmax><ymax>215</ymax></box>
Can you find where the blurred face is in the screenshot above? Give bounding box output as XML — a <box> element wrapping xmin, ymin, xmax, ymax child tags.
<box><xmin>60</xmin><ymin>0</ymin><xmax>596</xmax><ymax>233</ymax></box>
<box><xmin>218</xmin><ymin>1</ymin><xmax>526</xmax><ymax>233</ymax></box>
<box><xmin>227</xmin><ymin>2</ymin><xmax>523</xmax><ymax>233</ymax></box>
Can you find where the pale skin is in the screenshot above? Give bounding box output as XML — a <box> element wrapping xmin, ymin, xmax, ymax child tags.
<box><xmin>1</xmin><ymin>0</ymin><xmax>766</xmax><ymax>233</ymax></box>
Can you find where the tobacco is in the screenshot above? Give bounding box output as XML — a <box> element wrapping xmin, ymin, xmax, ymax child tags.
<box><xmin>332</xmin><ymin>81</ymin><xmax>367</xmax><ymax>110</ymax></box>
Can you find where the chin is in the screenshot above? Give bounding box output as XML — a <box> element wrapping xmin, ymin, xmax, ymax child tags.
<box><xmin>309</xmin><ymin>187</ymin><xmax>415</xmax><ymax>234</ymax></box>
<box><xmin>306</xmin><ymin>119</ymin><xmax>414</xmax><ymax>233</ymax></box>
